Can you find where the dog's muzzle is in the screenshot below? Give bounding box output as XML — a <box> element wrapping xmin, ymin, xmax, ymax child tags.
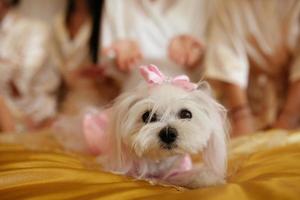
<box><xmin>159</xmin><ymin>126</ymin><xmax>178</xmax><ymax>146</ymax></box>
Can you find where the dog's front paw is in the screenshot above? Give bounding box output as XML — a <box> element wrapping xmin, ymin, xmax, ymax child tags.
<box><xmin>167</xmin><ymin>168</ymin><xmax>226</xmax><ymax>189</ymax></box>
<box><xmin>185</xmin><ymin>173</ymin><xmax>225</xmax><ymax>189</ymax></box>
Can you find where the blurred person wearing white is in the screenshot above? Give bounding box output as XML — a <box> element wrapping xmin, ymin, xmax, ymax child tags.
<box><xmin>52</xmin><ymin>0</ymin><xmax>118</xmax><ymax>115</ymax></box>
<box><xmin>101</xmin><ymin>0</ymin><xmax>213</xmax><ymax>83</ymax></box>
<box><xmin>0</xmin><ymin>0</ymin><xmax>60</xmax><ymax>132</ymax></box>
<box><xmin>205</xmin><ymin>0</ymin><xmax>300</xmax><ymax>136</ymax></box>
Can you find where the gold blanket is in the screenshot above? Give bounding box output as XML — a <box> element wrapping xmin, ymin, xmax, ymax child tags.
<box><xmin>0</xmin><ymin>130</ymin><xmax>300</xmax><ymax>200</ymax></box>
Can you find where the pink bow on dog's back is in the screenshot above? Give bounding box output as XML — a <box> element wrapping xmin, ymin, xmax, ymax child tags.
<box><xmin>139</xmin><ymin>65</ymin><xmax>197</xmax><ymax>91</ymax></box>
<box><xmin>83</xmin><ymin>111</ymin><xmax>109</xmax><ymax>155</ymax></box>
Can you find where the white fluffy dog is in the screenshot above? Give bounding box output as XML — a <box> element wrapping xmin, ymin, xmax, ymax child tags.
<box><xmin>83</xmin><ymin>64</ymin><xmax>228</xmax><ymax>189</ymax></box>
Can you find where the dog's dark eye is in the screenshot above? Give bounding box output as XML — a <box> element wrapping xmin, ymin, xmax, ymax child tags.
<box><xmin>142</xmin><ymin>111</ymin><xmax>157</xmax><ymax>123</ymax></box>
<box><xmin>178</xmin><ymin>109</ymin><xmax>192</xmax><ymax>119</ymax></box>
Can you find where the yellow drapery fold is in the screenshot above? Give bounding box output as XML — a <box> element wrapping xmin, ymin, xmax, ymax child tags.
<box><xmin>0</xmin><ymin>131</ymin><xmax>299</xmax><ymax>200</ymax></box>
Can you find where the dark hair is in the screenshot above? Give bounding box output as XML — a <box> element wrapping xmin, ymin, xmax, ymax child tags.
<box><xmin>5</xmin><ymin>0</ymin><xmax>20</xmax><ymax>7</ymax></box>
<box><xmin>65</xmin><ymin>0</ymin><xmax>104</xmax><ymax>64</ymax></box>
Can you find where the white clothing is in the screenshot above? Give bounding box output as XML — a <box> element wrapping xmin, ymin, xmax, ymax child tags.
<box><xmin>204</xmin><ymin>0</ymin><xmax>300</xmax><ymax>128</ymax></box>
<box><xmin>0</xmin><ymin>11</ymin><xmax>60</xmax><ymax>125</ymax></box>
<box><xmin>205</xmin><ymin>0</ymin><xmax>300</xmax><ymax>88</ymax></box>
<box><xmin>52</xmin><ymin>14</ymin><xmax>109</xmax><ymax>115</ymax></box>
<box><xmin>52</xmin><ymin>14</ymin><xmax>92</xmax><ymax>72</ymax></box>
<box><xmin>101</xmin><ymin>0</ymin><xmax>213</xmax><ymax>61</ymax></box>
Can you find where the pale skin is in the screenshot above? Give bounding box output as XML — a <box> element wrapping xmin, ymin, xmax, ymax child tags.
<box><xmin>273</xmin><ymin>80</ymin><xmax>300</xmax><ymax>129</ymax></box>
<box><xmin>221</xmin><ymin>83</ymin><xmax>254</xmax><ymax>137</ymax></box>
<box><xmin>168</xmin><ymin>35</ymin><xmax>204</xmax><ymax>69</ymax></box>
<box><xmin>222</xmin><ymin>80</ymin><xmax>300</xmax><ymax>137</ymax></box>
<box><xmin>103</xmin><ymin>35</ymin><xmax>204</xmax><ymax>72</ymax></box>
<box><xmin>102</xmin><ymin>40</ymin><xmax>143</xmax><ymax>73</ymax></box>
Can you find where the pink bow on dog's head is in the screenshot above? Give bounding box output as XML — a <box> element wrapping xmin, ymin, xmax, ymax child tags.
<box><xmin>139</xmin><ymin>65</ymin><xmax>197</xmax><ymax>91</ymax></box>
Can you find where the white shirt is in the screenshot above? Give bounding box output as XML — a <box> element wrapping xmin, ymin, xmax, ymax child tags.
<box><xmin>204</xmin><ymin>0</ymin><xmax>300</xmax><ymax>128</ymax></box>
<box><xmin>0</xmin><ymin>11</ymin><xmax>60</xmax><ymax>124</ymax></box>
<box><xmin>52</xmin><ymin>14</ymin><xmax>92</xmax><ymax>72</ymax></box>
<box><xmin>102</xmin><ymin>0</ymin><xmax>213</xmax><ymax>61</ymax></box>
<box><xmin>205</xmin><ymin>0</ymin><xmax>300</xmax><ymax>88</ymax></box>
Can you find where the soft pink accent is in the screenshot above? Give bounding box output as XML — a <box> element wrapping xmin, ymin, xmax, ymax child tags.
<box><xmin>83</xmin><ymin>111</ymin><xmax>108</xmax><ymax>155</ymax></box>
<box><xmin>165</xmin><ymin>154</ymin><xmax>193</xmax><ymax>179</ymax></box>
<box><xmin>139</xmin><ymin>64</ymin><xmax>197</xmax><ymax>91</ymax></box>
<box><xmin>140</xmin><ymin>64</ymin><xmax>166</xmax><ymax>84</ymax></box>
<box><xmin>173</xmin><ymin>154</ymin><xmax>192</xmax><ymax>174</ymax></box>
<box><xmin>179</xmin><ymin>154</ymin><xmax>193</xmax><ymax>171</ymax></box>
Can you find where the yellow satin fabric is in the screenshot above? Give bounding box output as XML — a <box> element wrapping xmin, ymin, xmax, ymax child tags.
<box><xmin>0</xmin><ymin>131</ymin><xmax>300</xmax><ymax>200</ymax></box>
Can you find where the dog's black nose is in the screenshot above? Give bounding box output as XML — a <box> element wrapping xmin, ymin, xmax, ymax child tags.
<box><xmin>159</xmin><ymin>127</ymin><xmax>178</xmax><ymax>144</ymax></box>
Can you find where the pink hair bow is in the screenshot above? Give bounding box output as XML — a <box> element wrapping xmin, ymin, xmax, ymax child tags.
<box><xmin>139</xmin><ymin>65</ymin><xmax>197</xmax><ymax>91</ymax></box>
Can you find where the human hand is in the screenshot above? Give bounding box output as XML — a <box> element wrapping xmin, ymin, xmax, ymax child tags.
<box><xmin>76</xmin><ymin>64</ymin><xmax>106</xmax><ymax>79</ymax></box>
<box><xmin>103</xmin><ymin>40</ymin><xmax>142</xmax><ymax>72</ymax></box>
<box><xmin>168</xmin><ymin>35</ymin><xmax>204</xmax><ymax>69</ymax></box>
<box><xmin>229</xmin><ymin>105</ymin><xmax>255</xmax><ymax>137</ymax></box>
<box><xmin>273</xmin><ymin>111</ymin><xmax>300</xmax><ymax>130</ymax></box>
<box><xmin>272</xmin><ymin>80</ymin><xmax>300</xmax><ymax>130</ymax></box>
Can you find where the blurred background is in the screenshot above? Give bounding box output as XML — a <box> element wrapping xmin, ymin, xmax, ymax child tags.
<box><xmin>0</xmin><ymin>0</ymin><xmax>300</xmax><ymax>138</ymax></box>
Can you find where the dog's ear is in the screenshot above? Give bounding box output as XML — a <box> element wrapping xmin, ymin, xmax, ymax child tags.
<box><xmin>197</xmin><ymin>81</ymin><xmax>212</xmax><ymax>95</ymax></box>
<box><xmin>194</xmin><ymin>83</ymin><xmax>228</xmax><ymax>178</ymax></box>
<box><xmin>106</xmin><ymin>91</ymin><xmax>143</xmax><ymax>172</ymax></box>
<box><xmin>203</xmin><ymin>129</ymin><xmax>227</xmax><ymax>178</ymax></box>
<box><xmin>202</xmin><ymin>104</ymin><xmax>228</xmax><ymax>179</ymax></box>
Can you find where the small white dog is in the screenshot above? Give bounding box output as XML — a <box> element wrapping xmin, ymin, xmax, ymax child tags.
<box><xmin>83</xmin><ymin>64</ymin><xmax>228</xmax><ymax>189</ymax></box>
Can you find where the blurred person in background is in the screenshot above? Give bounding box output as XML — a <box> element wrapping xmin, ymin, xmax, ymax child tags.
<box><xmin>205</xmin><ymin>0</ymin><xmax>300</xmax><ymax>137</ymax></box>
<box><xmin>52</xmin><ymin>0</ymin><xmax>118</xmax><ymax>115</ymax></box>
<box><xmin>101</xmin><ymin>0</ymin><xmax>213</xmax><ymax>84</ymax></box>
<box><xmin>0</xmin><ymin>0</ymin><xmax>60</xmax><ymax>132</ymax></box>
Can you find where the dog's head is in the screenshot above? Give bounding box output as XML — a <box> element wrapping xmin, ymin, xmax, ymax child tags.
<box><xmin>108</xmin><ymin>65</ymin><xmax>228</xmax><ymax>178</ymax></box>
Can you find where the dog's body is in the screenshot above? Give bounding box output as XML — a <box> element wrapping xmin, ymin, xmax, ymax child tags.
<box><xmin>0</xmin><ymin>65</ymin><xmax>228</xmax><ymax>189</ymax></box>
<box><xmin>83</xmin><ymin>65</ymin><xmax>228</xmax><ymax>188</ymax></box>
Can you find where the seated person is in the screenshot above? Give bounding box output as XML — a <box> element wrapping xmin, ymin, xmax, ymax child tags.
<box><xmin>0</xmin><ymin>0</ymin><xmax>60</xmax><ymax>132</ymax></box>
<box><xmin>52</xmin><ymin>0</ymin><xmax>118</xmax><ymax>115</ymax></box>
<box><xmin>204</xmin><ymin>0</ymin><xmax>300</xmax><ymax>137</ymax></box>
<box><xmin>101</xmin><ymin>0</ymin><xmax>212</xmax><ymax>82</ymax></box>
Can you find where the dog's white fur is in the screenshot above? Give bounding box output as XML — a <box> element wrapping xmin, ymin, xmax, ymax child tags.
<box><xmin>97</xmin><ymin>81</ymin><xmax>228</xmax><ymax>189</ymax></box>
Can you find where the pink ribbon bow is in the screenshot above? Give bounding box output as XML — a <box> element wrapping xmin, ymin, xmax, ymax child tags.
<box><xmin>139</xmin><ymin>65</ymin><xmax>197</xmax><ymax>91</ymax></box>
<box><xmin>83</xmin><ymin>111</ymin><xmax>109</xmax><ymax>155</ymax></box>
